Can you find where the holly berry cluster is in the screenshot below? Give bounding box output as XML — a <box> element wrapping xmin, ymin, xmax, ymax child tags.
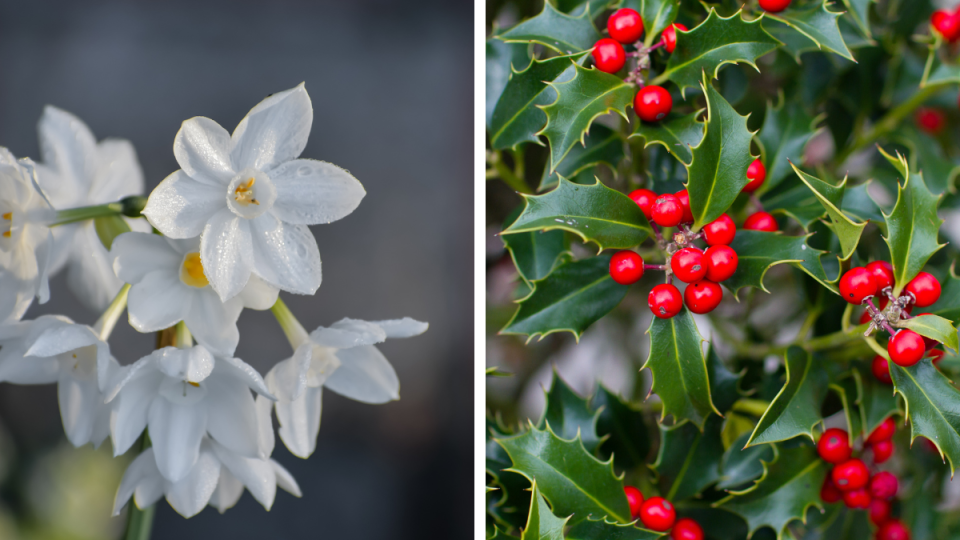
<box><xmin>838</xmin><ymin>263</ymin><xmax>943</xmax><ymax>368</ymax></box>
<box><xmin>623</xmin><ymin>486</ymin><xmax>702</xmax><ymax>539</ymax></box>
<box><xmin>817</xmin><ymin>420</ymin><xmax>911</xmax><ymax>540</ymax></box>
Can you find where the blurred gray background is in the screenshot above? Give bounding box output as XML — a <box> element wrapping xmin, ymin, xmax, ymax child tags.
<box><xmin>0</xmin><ymin>0</ymin><xmax>472</xmax><ymax>538</ymax></box>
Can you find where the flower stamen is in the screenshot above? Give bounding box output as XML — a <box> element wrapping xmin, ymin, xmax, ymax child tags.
<box><xmin>179</xmin><ymin>252</ymin><xmax>209</xmax><ymax>288</ymax></box>
<box><xmin>234</xmin><ymin>178</ymin><xmax>260</xmax><ymax>206</ymax></box>
<box><xmin>1</xmin><ymin>211</ymin><xmax>11</xmax><ymax>238</ymax></box>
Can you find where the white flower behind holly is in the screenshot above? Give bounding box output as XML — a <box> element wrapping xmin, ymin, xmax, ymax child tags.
<box><xmin>0</xmin><ymin>149</ymin><xmax>54</xmax><ymax>321</ymax></box>
<box><xmin>111</xmin><ymin>231</ymin><xmax>278</xmax><ymax>356</ymax></box>
<box><xmin>142</xmin><ymin>84</ymin><xmax>366</xmax><ymax>301</ymax></box>
<box><xmin>263</xmin><ymin>316</ymin><xmax>428</xmax><ymax>458</ymax></box>
<box><xmin>34</xmin><ymin>106</ymin><xmax>147</xmax><ymax>311</ymax></box>
<box><xmin>106</xmin><ymin>344</ymin><xmax>275</xmax><ymax>482</ymax></box>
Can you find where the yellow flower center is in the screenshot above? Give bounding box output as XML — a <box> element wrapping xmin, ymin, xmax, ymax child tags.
<box><xmin>179</xmin><ymin>252</ymin><xmax>209</xmax><ymax>288</ymax></box>
<box><xmin>234</xmin><ymin>177</ymin><xmax>259</xmax><ymax>206</ymax></box>
<box><xmin>1</xmin><ymin>211</ymin><xmax>11</xmax><ymax>238</ymax></box>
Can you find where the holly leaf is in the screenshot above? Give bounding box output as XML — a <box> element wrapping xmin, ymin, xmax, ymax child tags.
<box><xmin>878</xmin><ymin>148</ymin><xmax>946</xmax><ymax>296</ymax></box>
<box><xmin>540</xmin><ymin>64</ymin><xmax>635</xmax><ymax>172</ymax></box>
<box><xmin>888</xmin><ymin>360</ymin><xmax>960</xmax><ymax>475</ymax></box>
<box><xmin>896</xmin><ymin>126</ymin><xmax>960</xmax><ymax>195</ymax></box>
<box><xmin>620</xmin><ymin>0</ymin><xmax>680</xmax><ymax>47</ymax></box>
<box><xmin>629</xmin><ymin>110</ymin><xmax>704</xmax><ymax>166</ymax></box>
<box><xmin>726</xmin><ymin>230</ymin><xmax>839</xmax><ymax>299</ymax></box>
<box><xmin>594</xmin><ymin>386</ymin><xmax>651</xmax><ymax>471</ymax></box>
<box><xmin>842</xmin><ymin>0</ymin><xmax>875</xmax><ymax>38</ymax></box>
<box><xmin>718</xmin><ymin>431</ymin><xmax>776</xmax><ymax>491</ymax></box>
<box><xmin>746</xmin><ymin>347</ymin><xmax>828</xmax><ymax>447</ymax></box>
<box><xmin>644</xmin><ymin>307</ymin><xmax>719</xmax><ymax>430</ymax></box>
<box><xmin>791</xmin><ymin>163</ymin><xmax>867</xmax><ymax>261</ymax></box>
<box><xmin>502</xmin><ymin>177</ymin><xmax>652</xmax><ymax>252</ymax></box>
<box><xmin>489</xmin><ymin>54</ymin><xmax>581</xmax><ymax>150</ymax></box>
<box><xmin>686</xmin><ymin>74</ymin><xmax>757</xmax><ymax>230</ymax></box>
<box><xmin>540</xmin><ymin>125</ymin><xmax>624</xmax><ymax>191</ymax></box>
<box><xmin>566</xmin><ymin>518</ymin><xmax>665</xmax><ymax>540</ymax></box>
<box><xmin>521</xmin><ymin>481</ymin><xmax>569</xmax><ymax>540</ymax></box>
<box><xmin>831</xmin><ymin>374</ymin><xmax>863</xmax><ymax>446</ymax></box>
<box><xmin>895</xmin><ymin>314</ymin><xmax>959</xmax><ymax>353</ymax></box>
<box><xmin>502</xmin><ymin>208</ymin><xmax>571</xmax><ymax>286</ymax></box>
<box><xmin>653</xmin><ymin>416</ymin><xmax>725</xmax><ymax>501</ymax></box>
<box><xmin>486</xmin><ymin>39</ymin><xmax>532</xmax><ymax>128</ymax></box>
<box><xmin>856</xmin><ymin>362</ymin><xmax>899</xmax><ymax>438</ymax></box>
<box><xmin>928</xmin><ymin>263</ymin><xmax>960</xmax><ymax>324</ymax></box>
<box><xmin>715</xmin><ymin>445</ymin><xmax>827</xmax><ymax>539</ymax></box>
<box><xmin>708</xmin><ymin>344</ymin><xmax>743</xmax><ymax>413</ymax></box>
<box><xmin>496</xmin><ymin>425</ymin><xmax>632</xmax><ymax>524</ymax></box>
<box><xmin>538</xmin><ymin>372</ymin><xmax>604</xmax><ymax>453</ymax></box>
<box><xmin>763</xmin><ymin>183</ymin><xmax>828</xmax><ymax>230</ymax></box>
<box><xmin>500</xmin><ymin>256</ymin><xmax>628</xmax><ymax>341</ymax></box>
<box><xmin>658</xmin><ymin>9</ymin><xmax>780</xmax><ymax>96</ymax></box>
<box><xmin>841</xmin><ymin>180</ymin><xmax>886</xmax><ymax>225</ymax></box>
<box><xmin>756</xmin><ymin>100</ymin><xmax>823</xmax><ymax>191</ymax></box>
<box><xmin>766</xmin><ymin>2</ymin><xmax>855</xmax><ymax>61</ymax></box>
<box><xmin>499</xmin><ymin>2</ymin><xmax>602</xmax><ymax>54</ymax></box>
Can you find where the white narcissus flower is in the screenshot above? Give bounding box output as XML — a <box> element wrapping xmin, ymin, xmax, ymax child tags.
<box><xmin>0</xmin><ymin>315</ymin><xmax>118</xmax><ymax>448</ymax></box>
<box><xmin>106</xmin><ymin>344</ymin><xmax>275</xmax><ymax>483</ymax></box>
<box><xmin>110</xmin><ymin>232</ymin><xmax>278</xmax><ymax>356</ymax></box>
<box><xmin>34</xmin><ymin>106</ymin><xmax>147</xmax><ymax>311</ymax></box>
<box><xmin>141</xmin><ymin>84</ymin><xmax>366</xmax><ymax>302</ymax></box>
<box><xmin>264</xmin><ymin>317</ymin><xmax>428</xmax><ymax>458</ymax></box>
<box><xmin>0</xmin><ymin>149</ymin><xmax>54</xmax><ymax>321</ymax></box>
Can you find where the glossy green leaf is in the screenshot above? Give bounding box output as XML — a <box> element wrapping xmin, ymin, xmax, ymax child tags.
<box><xmin>840</xmin><ymin>181</ymin><xmax>886</xmax><ymax>225</ymax></box>
<box><xmin>521</xmin><ymin>482</ymin><xmax>569</xmax><ymax>540</ymax></box>
<box><xmin>486</xmin><ymin>39</ymin><xmax>532</xmax><ymax>128</ymax></box>
<box><xmin>856</xmin><ymin>363</ymin><xmax>899</xmax><ymax>439</ymax></box>
<box><xmin>746</xmin><ymin>347</ymin><xmax>828</xmax><ymax>447</ymax></box>
<box><xmin>766</xmin><ymin>2</ymin><xmax>854</xmax><ymax>61</ymax></box>
<box><xmin>716</xmin><ymin>445</ymin><xmax>827</xmax><ymax>539</ymax></box>
<box><xmin>500</xmin><ymin>256</ymin><xmax>628</xmax><ymax>340</ymax></box>
<box><xmin>496</xmin><ymin>425</ymin><xmax>632</xmax><ymax>524</ymax></box>
<box><xmin>488</xmin><ymin>527</ymin><xmax>517</xmax><ymax>540</ymax></box>
<box><xmin>566</xmin><ymin>518</ymin><xmax>665</xmax><ymax>540</ymax></box>
<box><xmin>644</xmin><ymin>308</ymin><xmax>719</xmax><ymax>430</ymax></box>
<box><xmin>502</xmin><ymin>177</ymin><xmax>652</xmax><ymax>252</ymax></box>
<box><xmin>842</xmin><ymin>0</ymin><xmax>874</xmax><ymax>38</ymax></box>
<box><xmin>539</xmin><ymin>373</ymin><xmax>604</xmax><ymax>452</ymax></box>
<box><xmin>541</xmin><ymin>64</ymin><xmax>634</xmax><ymax>172</ymax></box>
<box><xmin>878</xmin><ymin>148</ymin><xmax>946</xmax><ymax>296</ymax></box>
<box><xmin>896</xmin><ymin>314</ymin><xmax>959</xmax><ymax>352</ymax></box>
<box><xmin>928</xmin><ymin>263</ymin><xmax>960</xmax><ymax>324</ymax></box>
<box><xmin>594</xmin><ymin>386</ymin><xmax>651</xmax><ymax>471</ymax></box>
<box><xmin>540</xmin><ymin>125</ymin><xmax>624</xmax><ymax>191</ymax></box>
<box><xmin>726</xmin><ymin>230</ymin><xmax>838</xmax><ymax>299</ymax></box>
<box><xmin>718</xmin><ymin>431</ymin><xmax>776</xmax><ymax>491</ymax></box>
<box><xmin>629</xmin><ymin>110</ymin><xmax>704</xmax><ymax>166</ymax></box>
<box><xmin>620</xmin><ymin>0</ymin><xmax>680</xmax><ymax>47</ymax></box>
<box><xmin>489</xmin><ymin>54</ymin><xmax>580</xmax><ymax>150</ymax></box>
<box><xmin>499</xmin><ymin>2</ymin><xmax>602</xmax><ymax>54</ymax></box>
<box><xmin>708</xmin><ymin>344</ymin><xmax>743</xmax><ymax>413</ymax></box>
<box><xmin>686</xmin><ymin>75</ymin><xmax>756</xmax><ymax>230</ymax></box>
<box><xmin>762</xmin><ymin>183</ymin><xmax>827</xmax><ymax>230</ymax></box>
<box><xmin>889</xmin><ymin>360</ymin><xmax>960</xmax><ymax>475</ymax></box>
<box><xmin>791</xmin><ymin>163</ymin><xmax>866</xmax><ymax>260</ymax></box>
<box><xmin>897</xmin><ymin>126</ymin><xmax>960</xmax><ymax>195</ymax></box>
<box><xmin>756</xmin><ymin>100</ymin><xmax>823</xmax><ymax>191</ymax></box>
<box><xmin>659</xmin><ymin>9</ymin><xmax>780</xmax><ymax>95</ymax></box>
<box><xmin>653</xmin><ymin>416</ymin><xmax>724</xmax><ymax>501</ymax></box>
<box><xmin>831</xmin><ymin>374</ymin><xmax>863</xmax><ymax>446</ymax></box>
<box><xmin>502</xmin><ymin>209</ymin><xmax>570</xmax><ymax>286</ymax></box>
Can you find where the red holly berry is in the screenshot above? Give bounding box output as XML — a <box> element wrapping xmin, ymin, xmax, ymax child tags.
<box><xmin>703</xmin><ymin>214</ymin><xmax>736</xmax><ymax>246</ymax></box>
<box><xmin>609</xmin><ymin>251</ymin><xmax>645</xmax><ymax>285</ymax></box>
<box><xmin>671</xmin><ymin>247</ymin><xmax>706</xmax><ymax>283</ymax></box>
<box><xmin>649</xmin><ymin>283</ymin><xmax>683</xmax><ymax>319</ymax></box>
<box><xmin>832</xmin><ymin>458</ymin><xmax>870</xmax><ymax>491</ymax></box>
<box><xmin>905</xmin><ymin>272</ymin><xmax>941</xmax><ymax>307</ymax></box>
<box><xmin>872</xmin><ymin>355</ymin><xmax>892</xmax><ymax>385</ymax></box>
<box><xmin>629</xmin><ymin>189</ymin><xmax>657</xmax><ymax>220</ymax></box>
<box><xmin>915</xmin><ymin>107</ymin><xmax>946</xmax><ymax>135</ymax></box>
<box><xmin>670</xmin><ymin>518</ymin><xmax>703</xmax><ymax>540</ymax></box>
<box><xmin>821</xmin><ymin>476</ymin><xmax>843</xmax><ymax>503</ymax></box>
<box><xmin>639</xmin><ymin>497</ymin><xmax>676</xmax><ymax>532</ymax></box>
<box><xmin>624</xmin><ymin>486</ymin><xmax>644</xmax><ymax>519</ymax></box>
<box><xmin>929</xmin><ymin>348</ymin><xmax>945</xmax><ymax>364</ymax></box>
<box><xmin>674</xmin><ymin>189</ymin><xmax>693</xmax><ymax>224</ymax></box>
<box><xmin>608</xmin><ymin>8</ymin><xmax>644</xmax><ymax>43</ymax></box>
<box><xmin>888</xmin><ymin>330</ymin><xmax>925</xmax><ymax>367</ymax></box>
<box><xmin>651</xmin><ymin>193</ymin><xmax>684</xmax><ymax>227</ymax></box>
<box><xmin>743</xmin><ymin>211</ymin><xmax>778</xmax><ymax>232</ymax></box>
<box><xmin>870</xmin><ymin>471</ymin><xmax>899</xmax><ymax>500</ymax></box>
<box><xmin>839</xmin><ymin>267</ymin><xmax>878</xmax><ymax>305</ymax></box>
<box><xmin>758</xmin><ymin>0</ymin><xmax>792</xmax><ymax>13</ymax></box>
<box><xmin>876</xmin><ymin>519</ymin><xmax>911</xmax><ymax>540</ymax></box>
<box><xmin>635</xmin><ymin>86</ymin><xmax>673</xmax><ymax>123</ymax></box>
<box><xmin>592</xmin><ymin>38</ymin><xmax>626</xmax><ymax>74</ymax></box>
<box><xmin>867</xmin><ymin>417</ymin><xmax>896</xmax><ymax>445</ymax></box>
<box><xmin>869</xmin><ymin>498</ymin><xmax>891</xmax><ymax>526</ymax></box>
<box><xmin>933</xmin><ymin>9</ymin><xmax>960</xmax><ymax>42</ymax></box>
<box><xmin>817</xmin><ymin>428</ymin><xmax>852</xmax><ymax>464</ymax></box>
<box><xmin>661</xmin><ymin>23</ymin><xmax>688</xmax><ymax>54</ymax></box>
<box><xmin>872</xmin><ymin>439</ymin><xmax>894</xmax><ymax>464</ymax></box>
<box><xmin>704</xmin><ymin>245</ymin><xmax>738</xmax><ymax>282</ymax></box>
<box><xmin>684</xmin><ymin>280</ymin><xmax>723</xmax><ymax>314</ymax></box>
<box><xmin>743</xmin><ymin>159</ymin><xmax>766</xmax><ymax>193</ymax></box>
<box><xmin>843</xmin><ymin>487</ymin><xmax>872</xmax><ymax>509</ymax></box>
<box><xmin>866</xmin><ymin>261</ymin><xmax>895</xmax><ymax>291</ymax></box>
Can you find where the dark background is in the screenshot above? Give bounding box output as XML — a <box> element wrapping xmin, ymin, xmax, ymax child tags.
<box><xmin>0</xmin><ymin>0</ymin><xmax>472</xmax><ymax>538</ymax></box>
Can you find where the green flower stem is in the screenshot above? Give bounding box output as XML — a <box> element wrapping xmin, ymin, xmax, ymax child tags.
<box><xmin>93</xmin><ymin>284</ymin><xmax>130</xmax><ymax>341</ymax></box>
<box><xmin>271</xmin><ymin>297</ymin><xmax>309</xmax><ymax>349</ymax></box>
<box><xmin>124</xmin><ymin>433</ymin><xmax>154</xmax><ymax>540</ymax></box>
<box><xmin>175</xmin><ymin>321</ymin><xmax>194</xmax><ymax>348</ymax></box>
<box><xmin>50</xmin><ymin>196</ymin><xmax>148</xmax><ymax>227</ymax></box>
<box><xmin>489</xmin><ymin>152</ymin><xmax>532</xmax><ymax>194</ymax></box>
<box><xmin>732</xmin><ymin>399</ymin><xmax>771</xmax><ymax>417</ymax></box>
